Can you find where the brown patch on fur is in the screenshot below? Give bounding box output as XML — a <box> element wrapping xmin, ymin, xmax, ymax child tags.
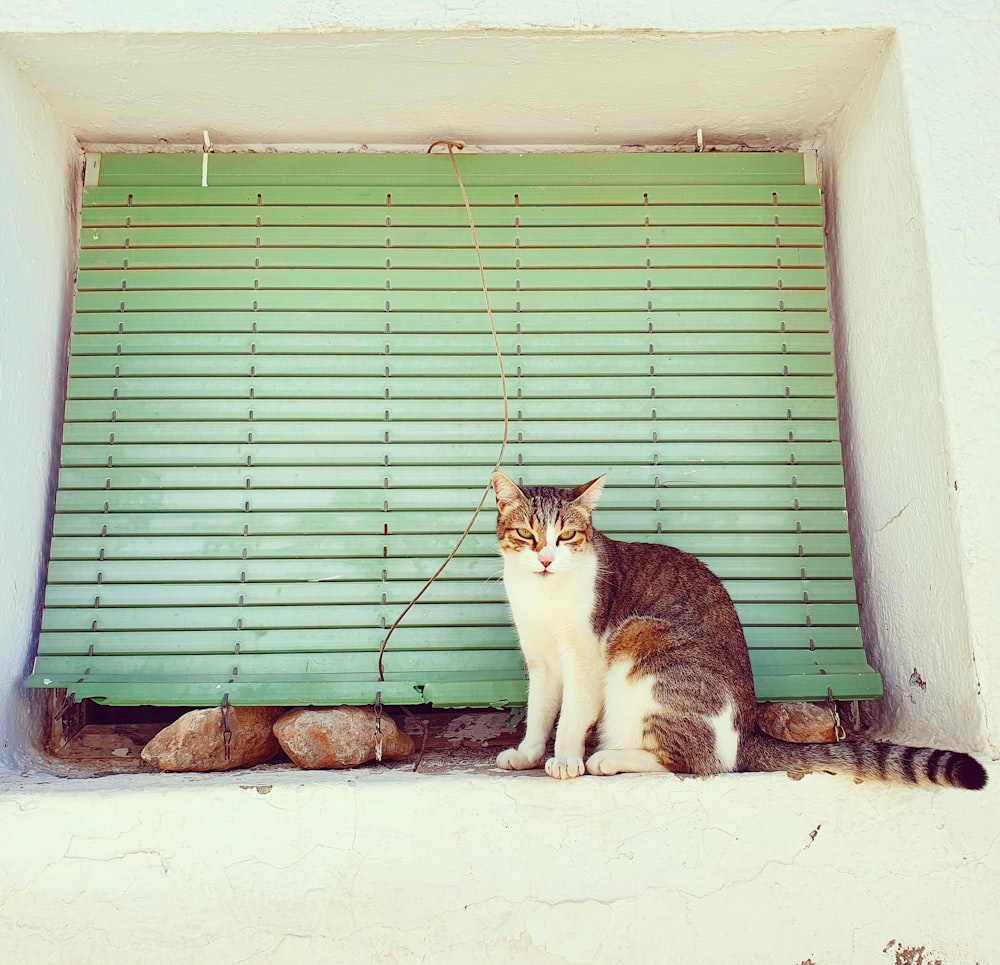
<box><xmin>606</xmin><ymin>620</ymin><xmax>667</xmax><ymax>678</ymax></box>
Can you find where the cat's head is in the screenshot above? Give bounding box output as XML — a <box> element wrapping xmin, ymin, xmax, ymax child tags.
<box><xmin>490</xmin><ymin>472</ymin><xmax>606</xmax><ymax>577</ymax></box>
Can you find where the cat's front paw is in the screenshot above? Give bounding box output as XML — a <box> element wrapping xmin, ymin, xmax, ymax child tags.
<box><xmin>496</xmin><ymin>747</ymin><xmax>543</xmax><ymax>770</ymax></box>
<box><xmin>545</xmin><ymin>756</ymin><xmax>586</xmax><ymax>780</ymax></box>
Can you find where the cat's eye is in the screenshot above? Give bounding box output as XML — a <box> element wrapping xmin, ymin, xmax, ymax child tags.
<box><xmin>557</xmin><ymin>530</ymin><xmax>579</xmax><ymax>543</ymax></box>
<box><xmin>514</xmin><ymin>527</ymin><xmax>534</xmax><ymax>541</ymax></box>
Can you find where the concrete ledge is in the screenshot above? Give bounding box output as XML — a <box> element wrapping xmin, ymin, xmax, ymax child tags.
<box><xmin>2</xmin><ymin>763</ymin><xmax>998</xmax><ymax>962</ymax></box>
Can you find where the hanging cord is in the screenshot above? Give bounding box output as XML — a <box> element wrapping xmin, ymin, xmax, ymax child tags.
<box><xmin>377</xmin><ymin>140</ymin><xmax>510</xmax><ymax>683</ymax></box>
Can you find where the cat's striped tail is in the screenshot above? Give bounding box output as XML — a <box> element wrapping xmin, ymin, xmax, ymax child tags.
<box><xmin>740</xmin><ymin>731</ymin><xmax>988</xmax><ymax>790</ymax></box>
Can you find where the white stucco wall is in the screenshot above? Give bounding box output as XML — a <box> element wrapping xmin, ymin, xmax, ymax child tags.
<box><xmin>821</xmin><ymin>39</ymin><xmax>988</xmax><ymax>752</ymax></box>
<box><xmin>1</xmin><ymin>2</ymin><xmax>998</xmax><ymax>962</ymax></box>
<box><xmin>0</xmin><ymin>48</ymin><xmax>79</xmax><ymax>770</ymax></box>
<box><xmin>899</xmin><ymin>19</ymin><xmax>1000</xmax><ymax>754</ymax></box>
<box><xmin>3</xmin><ymin>766</ymin><xmax>1000</xmax><ymax>965</ymax></box>
<box><xmin>819</xmin><ymin>14</ymin><xmax>1000</xmax><ymax>754</ymax></box>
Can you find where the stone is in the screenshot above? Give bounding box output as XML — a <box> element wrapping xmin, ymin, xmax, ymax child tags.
<box><xmin>757</xmin><ymin>701</ymin><xmax>837</xmax><ymax>744</ymax></box>
<box><xmin>141</xmin><ymin>706</ymin><xmax>284</xmax><ymax>772</ymax></box>
<box><xmin>273</xmin><ymin>705</ymin><xmax>415</xmax><ymax>769</ymax></box>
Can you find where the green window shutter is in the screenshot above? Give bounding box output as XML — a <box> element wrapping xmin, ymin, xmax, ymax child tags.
<box><xmin>26</xmin><ymin>151</ymin><xmax>882</xmax><ymax>708</ymax></box>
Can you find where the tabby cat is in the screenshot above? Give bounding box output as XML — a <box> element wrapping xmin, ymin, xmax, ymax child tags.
<box><xmin>491</xmin><ymin>472</ymin><xmax>987</xmax><ymax>790</ymax></box>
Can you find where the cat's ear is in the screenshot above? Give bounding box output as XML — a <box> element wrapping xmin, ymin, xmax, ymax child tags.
<box><xmin>491</xmin><ymin>472</ymin><xmax>524</xmax><ymax>513</ymax></box>
<box><xmin>571</xmin><ymin>475</ymin><xmax>606</xmax><ymax>512</ymax></box>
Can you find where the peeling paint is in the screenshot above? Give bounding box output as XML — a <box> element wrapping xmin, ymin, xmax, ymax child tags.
<box><xmin>883</xmin><ymin>939</ymin><xmax>944</xmax><ymax>965</ymax></box>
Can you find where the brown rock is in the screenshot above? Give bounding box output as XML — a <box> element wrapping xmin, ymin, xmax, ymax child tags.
<box><xmin>141</xmin><ymin>706</ymin><xmax>284</xmax><ymax>772</ymax></box>
<box><xmin>757</xmin><ymin>701</ymin><xmax>837</xmax><ymax>744</ymax></box>
<box><xmin>273</xmin><ymin>706</ymin><xmax>415</xmax><ymax>769</ymax></box>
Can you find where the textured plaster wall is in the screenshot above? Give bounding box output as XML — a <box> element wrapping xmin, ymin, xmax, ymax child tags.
<box><xmin>0</xmin><ymin>0</ymin><xmax>989</xmax><ymax>32</ymax></box>
<box><xmin>0</xmin><ymin>52</ymin><xmax>78</xmax><ymax>770</ymax></box>
<box><xmin>820</xmin><ymin>15</ymin><xmax>1000</xmax><ymax>753</ymax></box>
<box><xmin>899</xmin><ymin>19</ymin><xmax>1000</xmax><ymax>755</ymax></box>
<box><xmin>821</xmin><ymin>41</ymin><xmax>986</xmax><ymax>751</ymax></box>
<box><xmin>2</xmin><ymin>766</ymin><xmax>1000</xmax><ymax>964</ymax></box>
<box><xmin>0</xmin><ymin>29</ymin><xmax>888</xmax><ymax>149</ymax></box>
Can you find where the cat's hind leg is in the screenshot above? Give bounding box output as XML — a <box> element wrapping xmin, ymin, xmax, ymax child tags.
<box><xmin>587</xmin><ymin>658</ymin><xmax>671</xmax><ymax>776</ymax></box>
<box><xmin>586</xmin><ymin>748</ymin><xmax>668</xmax><ymax>775</ymax></box>
<box><xmin>590</xmin><ymin>645</ymin><xmax>735</xmax><ymax>777</ymax></box>
<box><xmin>594</xmin><ymin>619</ymin><xmax>742</xmax><ymax>778</ymax></box>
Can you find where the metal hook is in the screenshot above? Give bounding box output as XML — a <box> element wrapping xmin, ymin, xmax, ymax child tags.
<box><xmin>374</xmin><ymin>691</ymin><xmax>384</xmax><ymax>761</ymax></box>
<box><xmin>221</xmin><ymin>692</ymin><xmax>232</xmax><ymax>761</ymax></box>
<box><xmin>202</xmin><ymin>130</ymin><xmax>214</xmax><ymax>188</ymax></box>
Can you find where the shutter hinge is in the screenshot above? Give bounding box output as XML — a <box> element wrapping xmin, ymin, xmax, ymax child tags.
<box><xmin>221</xmin><ymin>693</ymin><xmax>232</xmax><ymax>761</ymax></box>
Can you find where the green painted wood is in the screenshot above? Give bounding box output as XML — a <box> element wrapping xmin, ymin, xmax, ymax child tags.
<box><xmin>39</xmin><ymin>599</ymin><xmax>858</xmax><ymax>634</ymax></box>
<box><xmin>82</xmin><ymin>223</ymin><xmax>826</xmax><ymax>250</ymax></box>
<box><xmin>40</xmin><ymin>603</ymin><xmax>516</xmax><ymax>633</ymax></box>
<box><xmin>78</xmin><ymin>244</ymin><xmax>828</xmax><ymax>272</ymax></box>
<box><xmin>55</xmin><ymin>461</ymin><xmax>848</xmax><ymax>491</ymax></box>
<box><xmin>63</xmin><ymin>374</ymin><xmax>836</xmax><ymax>402</ymax></box>
<box><xmin>51</xmin><ymin>508</ymin><xmax>850</xmax><ymax>538</ymax></box>
<box><xmin>74</xmin><ymin>287</ymin><xmax>829</xmax><ymax>314</ymax></box>
<box><xmin>60</xmin><ymin>413</ymin><xmax>841</xmax><ymax>447</ymax></box>
<box><xmin>33</xmin><ymin>649</ymin><xmax>527</xmax><ymax>676</ymax></box>
<box><xmin>77</xmin><ymin>265</ymin><xmax>829</xmax><ymax>292</ymax></box>
<box><xmin>43</xmin><ymin>576</ymin><xmax>859</xmax><ymax>610</ymax></box>
<box><xmin>58</xmin><ymin>440</ymin><xmax>844</xmax><ymax>468</ymax></box>
<box><xmin>81</xmin><ymin>195</ymin><xmax>822</xmax><ymax>222</ymax></box>
<box><xmin>45</xmin><ymin>554</ymin><xmax>856</xmax><ymax>588</ymax></box>
<box><xmin>81</xmin><ymin>203</ymin><xmax>823</xmax><ymax>230</ymax></box>
<box><xmin>68</xmin><ymin>310</ymin><xmax>834</xmax><ymax>338</ymax></box>
<box><xmin>36</xmin><ymin>623</ymin><xmax>862</xmax><ymax>661</ymax></box>
<box><xmin>67</xmin><ymin>330</ymin><xmax>833</xmax><ymax>358</ymax></box>
<box><xmin>94</xmin><ymin>150</ymin><xmax>808</xmax><ymax>187</ymax></box>
<box><xmin>750</xmin><ymin>675</ymin><xmax>881</xmax><ymax>702</ymax></box>
<box><xmin>83</xmin><ymin>183</ymin><xmax>821</xmax><ymax>207</ymax></box>
<box><xmin>33</xmin><ymin>648</ymin><xmax>515</xmax><ymax>678</ymax></box>
<box><xmin>64</xmin><ymin>354</ymin><xmax>834</xmax><ymax>383</ymax></box>
<box><xmin>27</xmin><ymin>674</ymin><xmax>524</xmax><ymax>709</ymax></box>
<box><xmin>47</xmin><ymin>531</ymin><xmax>852</xmax><ymax>562</ymax></box>
<box><xmin>34</xmin><ymin>627</ymin><xmax>509</xmax><ymax>657</ymax></box>
<box><xmin>55</xmin><ymin>483</ymin><xmax>850</xmax><ymax>514</ymax></box>
<box><xmin>26</xmin><ymin>150</ymin><xmax>880</xmax><ymax>708</ymax></box>
<box><xmin>31</xmin><ymin>655</ymin><xmax>885</xmax><ymax>706</ymax></box>
<box><xmin>61</xmin><ymin>395</ymin><xmax>839</xmax><ymax>426</ymax></box>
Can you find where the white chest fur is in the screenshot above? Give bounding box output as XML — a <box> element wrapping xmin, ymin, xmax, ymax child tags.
<box><xmin>501</xmin><ymin>549</ymin><xmax>602</xmax><ymax>661</ymax></box>
<box><xmin>499</xmin><ymin>544</ymin><xmax>605</xmax><ymax>776</ymax></box>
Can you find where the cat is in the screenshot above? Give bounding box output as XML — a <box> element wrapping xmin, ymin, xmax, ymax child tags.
<box><xmin>490</xmin><ymin>472</ymin><xmax>987</xmax><ymax>790</ymax></box>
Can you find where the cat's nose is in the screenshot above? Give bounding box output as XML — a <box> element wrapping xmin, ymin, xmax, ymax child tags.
<box><xmin>537</xmin><ymin>546</ymin><xmax>555</xmax><ymax>569</ymax></box>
